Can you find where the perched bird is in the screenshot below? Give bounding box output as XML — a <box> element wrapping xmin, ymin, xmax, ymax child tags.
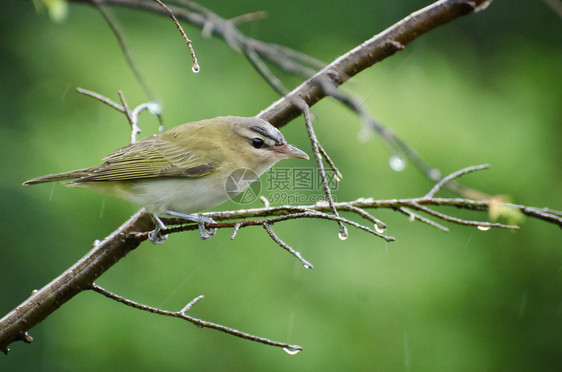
<box><xmin>23</xmin><ymin>116</ymin><xmax>309</xmax><ymax>242</ymax></box>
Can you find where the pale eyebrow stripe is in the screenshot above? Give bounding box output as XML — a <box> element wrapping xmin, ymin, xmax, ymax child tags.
<box><xmin>250</xmin><ymin>125</ymin><xmax>282</xmax><ymax>143</ymax></box>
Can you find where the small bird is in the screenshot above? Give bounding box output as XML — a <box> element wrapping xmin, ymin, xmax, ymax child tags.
<box><xmin>23</xmin><ymin>116</ymin><xmax>309</xmax><ymax>242</ymax></box>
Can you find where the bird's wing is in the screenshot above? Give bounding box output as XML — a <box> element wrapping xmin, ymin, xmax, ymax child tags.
<box><xmin>72</xmin><ymin>137</ymin><xmax>216</xmax><ymax>183</ymax></box>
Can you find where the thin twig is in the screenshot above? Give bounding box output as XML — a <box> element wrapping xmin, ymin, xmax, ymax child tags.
<box><xmin>89</xmin><ymin>283</ymin><xmax>302</xmax><ymax>352</ymax></box>
<box><xmin>317</xmin><ymin>143</ymin><xmax>342</xmax><ymax>181</ymax></box>
<box><xmin>297</xmin><ymin>100</ymin><xmax>348</xmax><ymax>239</ymax></box>
<box><xmin>160</xmin><ymin>209</ymin><xmax>395</xmax><ymax>242</ymax></box>
<box><xmin>132</xmin><ymin>101</ymin><xmax>165</xmax><ymax>132</ymax></box>
<box><xmin>309</xmin><ymin>210</ymin><xmax>392</xmax><ymax>240</ymax></box>
<box><xmin>76</xmin><ymin>87</ymin><xmax>124</xmax><ymax>112</ymax></box>
<box><xmin>228</xmin><ymin>10</ymin><xmax>267</xmax><ymax>25</ymax></box>
<box><xmin>151</xmin><ymin>0</ymin><xmax>199</xmax><ymax>72</ymax></box>
<box><xmin>245</xmin><ymin>48</ymin><xmax>289</xmax><ymax>96</ymax></box>
<box><xmin>230</xmin><ymin>222</ymin><xmax>242</xmax><ymax>239</ymax></box>
<box><xmin>78</xmin><ymin>88</ymin><xmax>163</xmax><ymax>142</ymax></box>
<box><xmin>316</xmin><ymin>76</ymin><xmax>442</xmax><ymax>180</ymax></box>
<box><xmin>398</xmin><ymin>207</ymin><xmax>449</xmax><ymax>232</ymax></box>
<box><xmin>411</xmin><ymin>202</ymin><xmax>519</xmax><ymax>229</ymax></box>
<box><xmin>342</xmin><ymin>204</ymin><xmax>386</xmax><ymax>230</ymax></box>
<box><xmin>93</xmin><ymin>0</ymin><xmax>156</xmax><ymax>100</ymax></box>
<box><xmin>424</xmin><ymin>164</ymin><xmax>489</xmax><ymax>198</ymax></box>
<box><xmin>180</xmin><ymin>295</ymin><xmax>204</xmax><ymax>314</ymax></box>
<box><xmin>117</xmin><ymin>90</ymin><xmax>139</xmax><ymax>143</ymax></box>
<box><xmin>263</xmin><ymin>222</ymin><xmax>313</xmax><ymax>268</ymax></box>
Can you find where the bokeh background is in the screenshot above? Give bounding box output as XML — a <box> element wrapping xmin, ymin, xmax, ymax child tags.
<box><xmin>1</xmin><ymin>0</ymin><xmax>561</xmax><ymax>370</ymax></box>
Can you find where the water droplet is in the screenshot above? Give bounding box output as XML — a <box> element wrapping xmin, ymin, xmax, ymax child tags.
<box><xmin>429</xmin><ymin>168</ymin><xmax>442</xmax><ymax>181</ymax></box>
<box><xmin>146</xmin><ymin>102</ymin><xmax>161</xmax><ymax>115</ymax></box>
<box><xmin>192</xmin><ymin>65</ymin><xmax>200</xmax><ymax>73</ymax></box>
<box><xmin>335</xmin><ymin>173</ymin><xmax>342</xmax><ymax>182</ymax></box>
<box><xmin>338</xmin><ymin>227</ymin><xmax>348</xmax><ymax>240</ymax></box>
<box><xmin>374</xmin><ymin>224</ymin><xmax>386</xmax><ymax>234</ymax></box>
<box><xmin>389</xmin><ymin>154</ymin><xmax>406</xmax><ymax>172</ymax></box>
<box><xmin>356</xmin><ymin>127</ymin><xmax>372</xmax><ymax>143</ymax></box>
<box><xmin>477</xmin><ymin>225</ymin><xmax>491</xmax><ymax>231</ymax></box>
<box><xmin>303</xmin><ymin>263</ymin><xmax>313</xmax><ymax>269</ymax></box>
<box><xmin>408</xmin><ymin>214</ymin><xmax>415</xmax><ymax>222</ymax></box>
<box><xmin>283</xmin><ymin>346</ymin><xmax>301</xmax><ymax>355</ymax></box>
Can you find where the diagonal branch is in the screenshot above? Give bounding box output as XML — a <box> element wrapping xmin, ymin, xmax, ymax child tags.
<box><xmin>151</xmin><ymin>0</ymin><xmax>199</xmax><ymax>72</ymax></box>
<box><xmin>0</xmin><ymin>209</ymin><xmax>156</xmax><ymax>354</ymax></box>
<box><xmin>297</xmin><ymin>100</ymin><xmax>348</xmax><ymax>239</ymax></box>
<box><xmin>263</xmin><ymin>222</ymin><xmax>313</xmax><ymax>268</ymax></box>
<box><xmin>93</xmin><ymin>0</ymin><xmax>157</xmax><ymax>100</ymax></box>
<box><xmin>257</xmin><ymin>0</ymin><xmax>491</xmax><ymax>127</ymax></box>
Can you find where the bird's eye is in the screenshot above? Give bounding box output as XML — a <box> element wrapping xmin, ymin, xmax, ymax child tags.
<box><xmin>251</xmin><ymin>137</ymin><xmax>264</xmax><ymax>149</ymax></box>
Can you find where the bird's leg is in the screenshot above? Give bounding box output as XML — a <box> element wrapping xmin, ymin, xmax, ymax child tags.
<box><xmin>149</xmin><ymin>214</ymin><xmax>169</xmax><ymax>244</ymax></box>
<box><xmin>164</xmin><ymin>210</ymin><xmax>217</xmax><ymax>240</ymax></box>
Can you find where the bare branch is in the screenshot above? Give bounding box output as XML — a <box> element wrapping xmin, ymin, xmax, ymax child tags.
<box><xmin>398</xmin><ymin>207</ymin><xmax>449</xmax><ymax>232</ymax></box>
<box><xmin>245</xmin><ymin>49</ymin><xmax>290</xmax><ymax>96</ymax></box>
<box><xmin>90</xmin><ymin>283</ymin><xmax>301</xmax><ymax>352</ymax></box>
<box><xmin>297</xmin><ymin>100</ymin><xmax>347</xmax><ymax>239</ymax></box>
<box><xmin>93</xmin><ymin>0</ymin><xmax>156</xmax><ymax>99</ymax></box>
<box><xmin>258</xmin><ymin>0</ymin><xmax>491</xmax><ymax>127</ymax></box>
<box><xmin>180</xmin><ymin>295</ymin><xmax>204</xmax><ymax>314</ymax></box>
<box><xmin>161</xmin><ymin>210</ymin><xmax>395</xmax><ymax>242</ymax></box>
<box><xmin>77</xmin><ymin>88</ymin><xmax>163</xmax><ymax>143</ymax></box>
<box><xmin>70</xmin><ymin>0</ymin><xmax>491</xmax><ymax>127</ymax></box>
<box><xmin>424</xmin><ymin>164</ymin><xmax>490</xmax><ymax>198</ymax></box>
<box><xmin>410</xmin><ymin>202</ymin><xmax>518</xmax><ymax>230</ymax></box>
<box><xmin>263</xmin><ymin>222</ymin><xmax>313</xmax><ymax>269</ymax></box>
<box><xmin>317</xmin><ymin>143</ymin><xmax>343</xmax><ymax>182</ymax></box>
<box><xmin>76</xmin><ymin>87</ymin><xmax>125</xmax><ymax>112</ymax></box>
<box><xmin>4</xmin><ymin>170</ymin><xmax>560</xmax><ymax>351</ymax></box>
<box><xmin>541</xmin><ymin>0</ymin><xmax>562</xmax><ymax>17</ymax></box>
<box><xmin>228</xmin><ymin>10</ymin><xmax>268</xmax><ymax>26</ymax></box>
<box><xmin>117</xmin><ymin>90</ymin><xmax>137</xmax><ymax>142</ymax></box>
<box><xmin>341</xmin><ymin>204</ymin><xmax>386</xmax><ymax>231</ymax></box>
<box><xmin>0</xmin><ymin>209</ymin><xmax>155</xmax><ymax>354</ymax></box>
<box><xmin>151</xmin><ymin>0</ymin><xmax>199</xmax><ymax>72</ymax></box>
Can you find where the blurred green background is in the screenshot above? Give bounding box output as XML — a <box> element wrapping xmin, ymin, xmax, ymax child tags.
<box><xmin>1</xmin><ymin>0</ymin><xmax>561</xmax><ymax>370</ymax></box>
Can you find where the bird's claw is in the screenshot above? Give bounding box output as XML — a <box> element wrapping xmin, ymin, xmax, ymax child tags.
<box><xmin>148</xmin><ymin>225</ymin><xmax>168</xmax><ymax>244</ymax></box>
<box><xmin>198</xmin><ymin>217</ymin><xmax>217</xmax><ymax>240</ymax></box>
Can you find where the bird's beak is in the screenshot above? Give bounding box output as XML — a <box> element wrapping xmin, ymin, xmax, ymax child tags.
<box><xmin>273</xmin><ymin>144</ymin><xmax>309</xmax><ymax>160</ymax></box>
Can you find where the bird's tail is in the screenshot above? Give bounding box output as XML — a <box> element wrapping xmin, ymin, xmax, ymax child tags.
<box><xmin>23</xmin><ymin>168</ymin><xmax>93</xmax><ymax>185</ymax></box>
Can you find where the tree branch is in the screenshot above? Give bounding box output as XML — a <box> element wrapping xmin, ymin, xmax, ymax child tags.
<box><xmin>89</xmin><ymin>283</ymin><xmax>302</xmax><ymax>352</ymax></box>
<box><xmin>70</xmin><ymin>0</ymin><xmax>491</xmax><ymax>127</ymax></box>
<box><xmin>3</xmin><ymin>167</ymin><xmax>560</xmax><ymax>352</ymax></box>
<box><xmin>257</xmin><ymin>0</ymin><xmax>491</xmax><ymax>127</ymax></box>
<box><xmin>0</xmin><ymin>209</ymin><xmax>156</xmax><ymax>354</ymax></box>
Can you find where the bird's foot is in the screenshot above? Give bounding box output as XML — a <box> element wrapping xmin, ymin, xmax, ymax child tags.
<box><xmin>149</xmin><ymin>215</ymin><xmax>169</xmax><ymax>244</ymax></box>
<box><xmin>165</xmin><ymin>210</ymin><xmax>217</xmax><ymax>240</ymax></box>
